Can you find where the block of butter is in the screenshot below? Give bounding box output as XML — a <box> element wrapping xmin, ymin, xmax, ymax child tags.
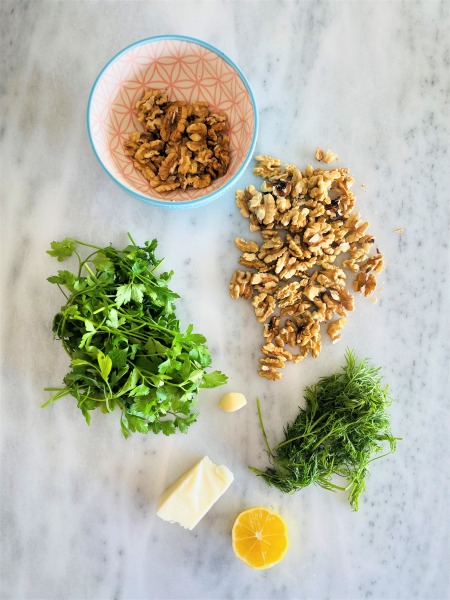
<box><xmin>156</xmin><ymin>456</ymin><xmax>234</xmax><ymax>530</ymax></box>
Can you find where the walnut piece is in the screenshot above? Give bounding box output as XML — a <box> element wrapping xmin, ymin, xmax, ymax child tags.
<box><xmin>361</xmin><ymin>254</ymin><xmax>384</xmax><ymax>274</ymax></box>
<box><xmin>160</xmin><ymin>103</ymin><xmax>188</xmax><ymax>143</ymax></box>
<box><xmin>252</xmin><ymin>293</ymin><xmax>276</xmax><ymax>322</ymax></box>
<box><xmin>327</xmin><ymin>317</ymin><xmax>347</xmax><ymax>343</ymax></box>
<box><xmin>185</xmin><ymin>174</ymin><xmax>211</xmax><ymax>189</ymax></box>
<box><xmin>253</xmin><ymin>155</ymin><xmax>282</xmax><ymax>178</ymax></box>
<box><xmin>258</xmin><ymin>367</ymin><xmax>283</xmax><ymax>381</ymax></box>
<box><xmin>353</xmin><ymin>272</ymin><xmax>377</xmax><ymax>296</ymax></box>
<box><xmin>315</xmin><ymin>147</ymin><xmax>339</xmax><ymax>163</ymax></box>
<box><xmin>259</xmin><ymin>342</ymin><xmax>293</xmax><ymax>379</ymax></box>
<box><xmin>150</xmin><ymin>176</ymin><xmax>180</xmax><ymax>192</ymax></box>
<box><xmin>229</xmin><ymin>270</ymin><xmax>253</xmax><ymax>300</ymax></box>
<box><xmin>158</xmin><ymin>152</ymin><xmax>178</xmax><ymax>181</ymax></box>
<box><xmin>263</xmin><ymin>316</ymin><xmax>281</xmax><ymax>343</ymax></box>
<box><xmin>234</xmin><ymin>238</ymin><xmax>259</xmax><ymax>253</ymax></box>
<box><xmin>123</xmin><ymin>89</ymin><xmax>230</xmax><ymax>193</ymax></box>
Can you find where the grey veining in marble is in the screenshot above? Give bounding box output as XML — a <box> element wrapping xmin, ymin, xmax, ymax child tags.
<box><xmin>1</xmin><ymin>1</ymin><xmax>449</xmax><ymax>599</ymax></box>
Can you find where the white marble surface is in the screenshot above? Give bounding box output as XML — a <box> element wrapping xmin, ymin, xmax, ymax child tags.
<box><xmin>1</xmin><ymin>1</ymin><xmax>449</xmax><ymax>599</ymax></box>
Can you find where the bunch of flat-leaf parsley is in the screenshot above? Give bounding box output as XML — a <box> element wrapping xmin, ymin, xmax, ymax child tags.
<box><xmin>43</xmin><ymin>234</ymin><xmax>227</xmax><ymax>437</ymax></box>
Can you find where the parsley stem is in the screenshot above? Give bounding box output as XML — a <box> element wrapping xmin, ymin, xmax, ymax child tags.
<box><xmin>84</xmin><ymin>263</ymin><xmax>96</xmax><ymax>279</ymax></box>
<box><xmin>73</xmin><ymin>249</ymin><xmax>82</xmax><ymax>265</ymax></box>
<box><xmin>56</xmin><ymin>284</ymin><xmax>69</xmax><ymax>300</ymax></box>
<box><xmin>72</xmin><ymin>240</ymin><xmax>104</xmax><ymax>250</ymax></box>
<box><xmin>78</xmin><ymin>250</ymin><xmax>101</xmax><ymax>277</ymax></box>
<box><xmin>127</xmin><ymin>232</ymin><xmax>137</xmax><ymax>245</ymax></box>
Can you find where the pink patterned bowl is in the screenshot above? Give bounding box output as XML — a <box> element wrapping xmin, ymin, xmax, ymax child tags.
<box><xmin>87</xmin><ymin>35</ymin><xmax>258</xmax><ymax>209</ymax></box>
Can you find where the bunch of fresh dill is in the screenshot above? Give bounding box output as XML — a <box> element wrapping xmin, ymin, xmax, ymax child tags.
<box><xmin>250</xmin><ymin>349</ymin><xmax>400</xmax><ymax>510</ymax></box>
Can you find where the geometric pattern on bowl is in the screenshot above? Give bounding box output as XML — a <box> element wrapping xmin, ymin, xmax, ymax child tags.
<box><xmin>88</xmin><ymin>36</ymin><xmax>257</xmax><ymax>205</ymax></box>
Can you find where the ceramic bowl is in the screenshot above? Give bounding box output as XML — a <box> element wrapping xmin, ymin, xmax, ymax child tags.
<box><xmin>87</xmin><ymin>35</ymin><xmax>258</xmax><ymax>209</ymax></box>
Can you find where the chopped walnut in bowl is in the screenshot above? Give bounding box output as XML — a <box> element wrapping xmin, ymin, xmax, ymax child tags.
<box><xmin>123</xmin><ymin>89</ymin><xmax>231</xmax><ymax>193</ymax></box>
<box><xmin>229</xmin><ymin>154</ymin><xmax>385</xmax><ymax>380</ymax></box>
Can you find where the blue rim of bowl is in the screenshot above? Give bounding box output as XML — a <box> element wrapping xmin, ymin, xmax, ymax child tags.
<box><xmin>86</xmin><ymin>34</ymin><xmax>259</xmax><ymax>209</ymax></box>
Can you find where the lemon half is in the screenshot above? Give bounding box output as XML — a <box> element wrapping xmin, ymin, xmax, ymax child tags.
<box><xmin>231</xmin><ymin>506</ymin><xmax>289</xmax><ymax>569</ymax></box>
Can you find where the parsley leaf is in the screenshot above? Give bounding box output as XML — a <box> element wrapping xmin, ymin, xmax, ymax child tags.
<box><xmin>97</xmin><ymin>350</ymin><xmax>112</xmax><ymax>382</ymax></box>
<box><xmin>115</xmin><ymin>283</ymin><xmax>146</xmax><ymax>306</ymax></box>
<box><xmin>92</xmin><ymin>252</ymin><xmax>115</xmax><ymax>273</ymax></box>
<box><xmin>200</xmin><ymin>370</ymin><xmax>229</xmax><ymax>388</ymax></box>
<box><xmin>47</xmin><ymin>238</ymin><xmax>76</xmax><ymax>262</ymax></box>
<box><xmin>47</xmin><ymin>270</ymin><xmax>77</xmax><ymax>291</ymax></box>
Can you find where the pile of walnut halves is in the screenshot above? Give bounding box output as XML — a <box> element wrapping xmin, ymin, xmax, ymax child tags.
<box><xmin>123</xmin><ymin>89</ymin><xmax>230</xmax><ymax>192</ymax></box>
<box><xmin>229</xmin><ymin>155</ymin><xmax>385</xmax><ymax>381</ymax></box>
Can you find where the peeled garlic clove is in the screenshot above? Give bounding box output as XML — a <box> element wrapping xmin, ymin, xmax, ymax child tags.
<box><xmin>219</xmin><ymin>392</ymin><xmax>247</xmax><ymax>412</ymax></box>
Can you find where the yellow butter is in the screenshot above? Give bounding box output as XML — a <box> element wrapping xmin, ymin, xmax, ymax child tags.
<box><xmin>219</xmin><ymin>392</ymin><xmax>247</xmax><ymax>412</ymax></box>
<box><xmin>156</xmin><ymin>456</ymin><xmax>233</xmax><ymax>530</ymax></box>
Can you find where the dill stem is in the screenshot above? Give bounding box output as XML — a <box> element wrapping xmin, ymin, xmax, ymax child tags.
<box><xmin>274</xmin><ymin>413</ymin><xmax>332</xmax><ymax>450</ymax></box>
<box><xmin>256</xmin><ymin>398</ymin><xmax>275</xmax><ymax>460</ymax></box>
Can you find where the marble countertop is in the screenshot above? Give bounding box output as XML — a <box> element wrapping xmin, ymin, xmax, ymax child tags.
<box><xmin>1</xmin><ymin>1</ymin><xmax>449</xmax><ymax>599</ymax></box>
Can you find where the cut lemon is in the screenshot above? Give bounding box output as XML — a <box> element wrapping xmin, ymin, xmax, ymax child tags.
<box><xmin>231</xmin><ymin>506</ymin><xmax>289</xmax><ymax>569</ymax></box>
